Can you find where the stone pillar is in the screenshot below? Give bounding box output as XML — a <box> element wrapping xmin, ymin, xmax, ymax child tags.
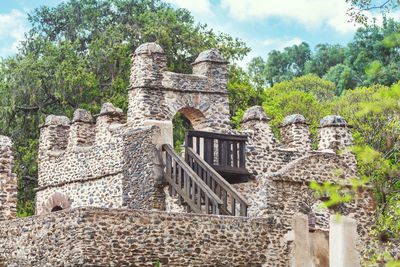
<box><xmin>318</xmin><ymin>115</ymin><xmax>353</xmax><ymax>152</ymax></box>
<box><xmin>39</xmin><ymin>115</ymin><xmax>70</xmax><ymax>157</ymax></box>
<box><xmin>291</xmin><ymin>213</ymin><xmax>313</xmax><ymax>267</ymax></box>
<box><xmin>192</xmin><ymin>48</ymin><xmax>228</xmax><ymax>91</ymax></box>
<box><xmin>0</xmin><ymin>136</ymin><xmax>17</xmax><ymax>220</ymax></box>
<box><xmin>128</xmin><ymin>42</ymin><xmax>167</xmax><ymax>125</ymax></box>
<box><xmin>68</xmin><ymin>109</ymin><xmax>95</xmax><ymax>148</ymax></box>
<box><xmin>279</xmin><ymin>114</ymin><xmax>312</xmax><ymax>151</ymax></box>
<box><xmin>329</xmin><ymin>215</ymin><xmax>360</xmax><ymax>267</ymax></box>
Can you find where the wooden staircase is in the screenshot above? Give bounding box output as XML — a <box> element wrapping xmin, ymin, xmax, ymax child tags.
<box><xmin>162</xmin><ymin>131</ymin><xmax>250</xmax><ymax>216</ymax></box>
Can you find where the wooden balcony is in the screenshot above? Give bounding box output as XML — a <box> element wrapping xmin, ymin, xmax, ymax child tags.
<box><xmin>184</xmin><ymin>130</ymin><xmax>250</xmax><ymax>183</ymax></box>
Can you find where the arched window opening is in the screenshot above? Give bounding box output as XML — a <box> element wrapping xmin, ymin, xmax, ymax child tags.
<box><xmin>51</xmin><ymin>206</ymin><xmax>63</xmax><ymax>212</ymax></box>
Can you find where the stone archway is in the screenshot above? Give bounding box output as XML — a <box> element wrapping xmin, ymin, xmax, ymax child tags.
<box><xmin>42</xmin><ymin>192</ymin><xmax>70</xmax><ymax>214</ymax></box>
<box><xmin>176</xmin><ymin>107</ymin><xmax>208</xmax><ymax>131</ymax></box>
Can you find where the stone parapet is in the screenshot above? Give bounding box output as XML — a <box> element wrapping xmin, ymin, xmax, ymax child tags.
<box><xmin>0</xmin><ymin>207</ymin><xmax>290</xmax><ymax>267</ymax></box>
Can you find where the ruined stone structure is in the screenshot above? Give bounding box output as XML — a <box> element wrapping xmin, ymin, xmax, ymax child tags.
<box><xmin>0</xmin><ymin>43</ymin><xmax>398</xmax><ymax>266</ymax></box>
<box><xmin>0</xmin><ymin>136</ymin><xmax>17</xmax><ymax>221</ymax></box>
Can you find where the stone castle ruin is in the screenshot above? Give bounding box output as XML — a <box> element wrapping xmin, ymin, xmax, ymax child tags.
<box><xmin>0</xmin><ymin>43</ymin><xmax>397</xmax><ymax>266</ymax></box>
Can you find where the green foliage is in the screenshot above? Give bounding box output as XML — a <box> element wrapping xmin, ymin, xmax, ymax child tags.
<box><xmin>172</xmin><ymin>113</ymin><xmax>192</xmax><ymax>154</ymax></box>
<box><xmin>346</xmin><ymin>0</ymin><xmax>400</xmax><ymax>25</ymax></box>
<box><xmin>249</xmin><ymin>18</ymin><xmax>400</xmax><ymax>94</ymax></box>
<box><xmin>227</xmin><ymin>64</ymin><xmax>266</xmax><ymax>128</ymax></box>
<box><xmin>309</xmin><ymin>181</ymin><xmax>353</xmax><ymax>209</ymax></box>
<box><xmin>260</xmin><ymin>75</ymin><xmax>333</xmax><ymax>141</ymax></box>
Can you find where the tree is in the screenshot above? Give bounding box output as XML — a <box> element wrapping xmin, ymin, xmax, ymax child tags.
<box><xmin>261</xmin><ymin>75</ymin><xmax>334</xmax><ymax>140</ymax></box>
<box><xmin>347</xmin><ymin>0</ymin><xmax>400</xmax><ymax>25</ymax></box>
<box><xmin>0</xmin><ymin>0</ymin><xmax>250</xmax><ymax>216</ymax></box>
<box><xmin>325</xmin><ymin>64</ymin><xmax>360</xmax><ymax>95</ymax></box>
<box><xmin>304</xmin><ymin>44</ymin><xmax>346</xmax><ymax>77</ymax></box>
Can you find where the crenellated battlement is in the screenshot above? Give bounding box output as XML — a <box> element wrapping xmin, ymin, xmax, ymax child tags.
<box><xmin>0</xmin><ymin>135</ymin><xmax>17</xmax><ymax>220</ymax></box>
<box><xmin>38</xmin><ymin>103</ymin><xmax>126</xmax><ymax>159</ymax></box>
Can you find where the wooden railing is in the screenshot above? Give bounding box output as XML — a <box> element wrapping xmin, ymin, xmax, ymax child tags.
<box><xmin>162</xmin><ymin>144</ymin><xmax>225</xmax><ymax>215</ymax></box>
<box><xmin>186</xmin><ymin>147</ymin><xmax>249</xmax><ymax>216</ymax></box>
<box><xmin>185</xmin><ymin>130</ymin><xmax>250</xmax><ymax>182</ymax></box>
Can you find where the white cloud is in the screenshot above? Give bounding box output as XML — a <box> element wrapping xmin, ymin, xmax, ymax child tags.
<box><xmin>165</xmin><ymin>0</ymin><xmax>214</xmax><ymax>16</ymax></box>
<box><xmin>262</xmin><ymin>37</ymin><xmax>303</xmax><ymax>50</ymax></box>
<box><xmin>220</xmin><ymin>0</ymin><xmax>359</xmax><ymax>34</ymax></box>
<box><xmin>0</xmin><ymin>9</ymin><xmax>28</xmax><ymax>57</ymax></box>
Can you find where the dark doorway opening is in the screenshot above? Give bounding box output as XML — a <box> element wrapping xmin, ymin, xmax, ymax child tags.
<box><xmin>51</xmin><ymin>206</ymin><xmax>63</xmax><ymax>212</ymax></box>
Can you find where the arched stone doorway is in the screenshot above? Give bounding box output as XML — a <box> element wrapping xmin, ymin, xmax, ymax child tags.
<box><xmin>172</xmin><ymin>107</ymin><xmax>207</xmax><ymax>153</ymax></box>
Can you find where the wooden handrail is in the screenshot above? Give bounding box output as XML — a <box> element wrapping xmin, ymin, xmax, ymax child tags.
<box><xmin>187</xmin><ymin>147</ymin><xmax>249</xmax><ymax>216</ymax></box>
<box><xmin>162</xmin><ymin>144</ymin><xmax>224</xmax><ymax>215</ymax></box>
<box><xmin>186</xmin><ymin>130</ymin><xmax>248</xmax><ymax>142</ymax></box>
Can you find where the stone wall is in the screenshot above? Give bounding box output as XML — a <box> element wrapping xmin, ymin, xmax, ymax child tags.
<box><xmin>0</xmin><ymin>207</ymin><xmax>290</xmax><ymax>267</ymax></box>
<box><xmin>0</xmin><ymin>136</ymin><xmax>17</xmax><ymax>220</ymax></box>
<box><xmin>36</xmin><ymin>104</ymin><xmax>164</xmax><ymax>214</ymax></box>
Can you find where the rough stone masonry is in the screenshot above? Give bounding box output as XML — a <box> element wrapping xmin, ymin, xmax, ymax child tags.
<box><xmin>0</xmin><ymin>42</ymin><xmax>398</xmax><ymax>266</ymax></box>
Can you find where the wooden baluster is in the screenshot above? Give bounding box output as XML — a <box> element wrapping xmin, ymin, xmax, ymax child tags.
<box><xmin>221</xmin><ymin>140</ymin><xmax>227</xmax><ymax>167</ymax></box>
<box><xmin>185</xmin><ymin>132</ymin><xmax>192</xmax><ymax>162</ymax></box>
<box><xmin>204</xmin><ymin>138</ymin><xmax>214</xmax><ymax>165</ymax></box>
<box><xmin>212</xmin><ymin>201</ymin><xmax>217</xmax><ymax>215</ymax></box>
<box><xmin>205</xmin><ymin>196</ymin><xmax>210</xmax><ymax>214</ymax></box>
<box><xmin>185</xmin><ymin>172</ymin><xmax>190</xmax><ymax>199</ymax></box>
<box><xmin>218</xmin><ymin>139</ymin><xmax>223</xmax><ymax>165</ymax></box>
<box><xmin>172</xmin><ymin>159</ymin><xmax>177</xmax><ymax>196</ymax></box>
<box><xmin>166</xmin><ymin>153</ymin><xmax>172</xmax><ymax>177</ymax></box>
<box><xmin>226</xmin><ymin>141</ymin><xmax>232</xmax><ymax>167</ymax></box>
<box><xmin>197</xmin><ymin>188</ymin><xmax>201</xmax><ymax>209</ymax></box>
<box><xmin>232</xmin><ymin>142</ymin><xmax>238</xmax><ymax>168</ymax></box>
<box><xmin>196</xmin><ymin>136</ymin><xmax>201</xmax><ymax>156</ymax></box>
<box><xmin>231</xmin><ymin>197</ymin><xmax>236</xmax><ymax>216</ymax></box>
<box><xmin>191</xmin><ymin>180</ymin><xmax>196</xmax><ymax>204</ymax></box>
<box><xmin>222</xmin><ymin>190</ymin><xmax>227</xmax><ymax>209</ymax></box>
<box><xmin>240</xmin><ymin>202</ymin><xmax>247</xmax><ymax>216</ymax></box>
<box><xmin>239</xmin><ymin>141</ymin><xmax>245</xmax><ymax>168</ymax></box>
<box><xmin>178</xmin><ymin>165</ymin><xmax>183</xmax><ymax>204</ymax></box>
<box><xmin>211</xmin><ymin>177</ymin><xmax>216</xmax><ymax>193</ymax></box>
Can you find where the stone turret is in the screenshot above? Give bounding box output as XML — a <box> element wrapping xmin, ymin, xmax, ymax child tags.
<box><xmin>240</xmin><ymin>106</ymin><xmax>277</xmax><ymax>150</ymax></box>
<box><xmin>39</xmin><ymin>115</ymin><xmax>70</xmax><ymax>157</ymax></box>
<box><xmin>279</xmin><ymin>114</ymin><xmax>312</xmax><ymax>151</ymax></box>
<box><xmin>0</xmin><ymin>136</ymin><xmax>17</xmax><ymax>220</ymax></box>
<box><xmin>68</xmin><ymin>109</ymin><xmax>95</xmax><ymax>148</ymax></box>
<box><xmin>192</xmin><ymin>48</ymin><xmax>228</xmax><ymax>91</ymax></box>
<box><xmin>129</xmin><ymin>42</ymin><xmax>167</xmax><ymax>89</ymax></box>
<box><xmin>318</xmin><ymin>115</ymin><xmax>353</xmax><ymax>151</ymax></box>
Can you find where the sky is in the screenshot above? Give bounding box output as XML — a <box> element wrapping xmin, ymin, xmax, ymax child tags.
<box><xmin>0</xmin><ymin>0</ymin><xmax>397</xmax><ymax>68</ymax></box>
